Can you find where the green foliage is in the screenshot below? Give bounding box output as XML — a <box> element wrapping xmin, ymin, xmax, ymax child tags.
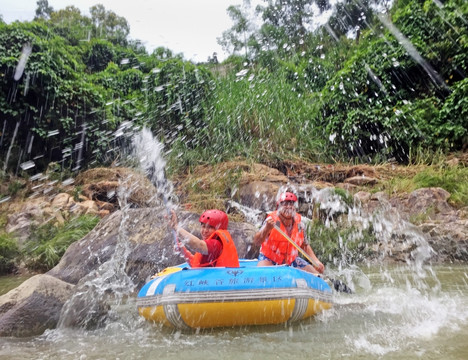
<box><xmin>307</xmin><ymin>221</ymin><xmax>377</xmax><ymax>264</ymax></box>
<box><xmin>328</xmin><ymin>0</ymin><xmax>376</xmax><ymax>42</ymax></box>
<box><xmin>437</xmin><ymin>78</ymin><xmax>468</xmax><ymax>148</ymax></box>
<box><xmin>48</xmin><ymin>5</ymin><xmax>93</xmax><ymax>46</ymax></box>
<box><xmin>259</xmin><ymin>0</ymin><xmax>315</xmax><ymax>51</ymax></box>
<box><xmin>218</xmin><ymin>4</ymin><xmax>255</xmax><ymax>58</ymax></box>
<box><xmin>375</xmin><ymin>160</ymin><xmax>468</xmax><ymax>208</ymax></box>
<box><xmin>144</xmin><ymin>59</ymin><xmax>214</xmax><ymax>146</ymax></box>
<box><xmin>84</xmin><ymin>39</ymin><xmax>116</xmax><ymax>72</ymax></box>
<box><xmin>23</xmin><ymin>214</ymin><xmax>100</xmax><ymax>272</ymax></box>
<box><xmin>7</xmin><ymin>181</ymin><xmax>25</xmax><ymax>197</ymax></box>
<box><xmin>0</xmin><ymin>233</ymin><xmax>20</xmax><ymax>274</ymax></box>
<box><xmin>170</xmin><ymin>65</ymin><xmax>327</xmax><ymax>168</ymax></box>
<box><xmin>314</xmin><ymin>0</ymin><xmax>467</xmax><ymax>163</ymax></box>
<box><xmin>89</xmin><ymin>4</ymin><xmax>130</xmax><ymax>46</ymax></box>
<box><xmin>332</xmin><ymin>187</ymin><xmax>354</xmax><ymax>207</ymax></box>
<box><xmin>0</xmin><ymin>0</ymin><xmax>466</xmax><ymax>176</ymax></box>
<box><xmin>35</xmin><ymin>0</ymin><xmax>53</xmax><ymax>20</ymax></box>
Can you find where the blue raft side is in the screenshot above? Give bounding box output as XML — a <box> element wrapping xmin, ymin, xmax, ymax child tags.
<box><xmin>138</xmin><ymin>259</ymin><xmax>332</xmax><ymax>298</ymax></box>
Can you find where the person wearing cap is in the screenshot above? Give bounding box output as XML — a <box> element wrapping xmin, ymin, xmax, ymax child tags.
<box><xmin>168</xmin><ymin>209</ymin><xmax>240</xmax><ymax>268</ymax></box>
<box><xmin>253</xmin><ymin>192</ymin><xmax>324</xmax><ymax>275</ymax></box>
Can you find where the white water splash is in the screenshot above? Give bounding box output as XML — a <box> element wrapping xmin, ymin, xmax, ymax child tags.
<box><xmin>345</xmin><ymin>277</ymin><xmax>468</xmax><ymax>356</ymax></box>
<box><xmin>58</xmin><ymin>128</ymin><xmax>176</xmax><ymax>330</ymax></box>
<box><xmin>57</xmin><ymin>178</ymin><xmax>137</xmax><ymax>329</ymax></box>
<box><xmin>13</xmin><ymin>43</ymin><xmax>32</xmax><ymax>81</ymax></box>
<box><xmin>132</xmin><ymin>127</ymin><xmax>175</xmax><ymax>208</ymax></box>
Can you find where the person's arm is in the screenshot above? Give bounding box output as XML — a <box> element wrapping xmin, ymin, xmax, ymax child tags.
<box><xmin>169</xmin><ymin>210</ymin><xmax>208</xmax><ymax>254</ymax></box>
<box><xmin>176</xmin><ymin>227</ymin><xmax>209</xmax><ymax>254</ymax></box>
<box><xmin>253</xmin><ymin>216</ymin><xmax>275</xmax><ymax>246</ymax></box>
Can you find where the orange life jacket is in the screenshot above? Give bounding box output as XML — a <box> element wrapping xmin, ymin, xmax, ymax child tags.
<box><xmin>260</xmin><ymin>211</ymin><xmax>304</xmax><ymax>265</ymax></box>
<box><xmin>190</xmin><ymin>229</ymin><xmax>240</xmax><ymax>268</ymax></box>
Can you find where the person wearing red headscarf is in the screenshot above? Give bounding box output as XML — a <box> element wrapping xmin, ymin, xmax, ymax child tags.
<box><xmin>253</xmin><ymin>192</ymin><xmax>324</xmax><ymax>275</ymax></box>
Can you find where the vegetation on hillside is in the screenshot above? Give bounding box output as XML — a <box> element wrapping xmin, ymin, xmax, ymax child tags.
<box><xmin>0</xmin><ymin>0</ymin><xmax>466</xmax><ymax>273</ymax></box>
<box><xmin>0</xmin><ymin>0</ymin><xmax>465</xmax><ymax>178</ymax></box>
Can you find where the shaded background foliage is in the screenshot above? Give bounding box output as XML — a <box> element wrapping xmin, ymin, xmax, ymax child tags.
<box><xmin>0</xmin><ymin>0</ymin><xmax>466</xmax><ymax>179</ymax></box>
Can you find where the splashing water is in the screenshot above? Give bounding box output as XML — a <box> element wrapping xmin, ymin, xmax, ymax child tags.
<box><xmin>132</xmin><ymin>127</ymin><xmax>175</xmax><ymax>208</ymax></box>
<box><xmin>57</xmin><ymin>127</ymin><xmax>175</xmax><ymax>330</ymax></box>
<box><xmin>57</xmin><ymin>178</ymin><xmax>137</xmax><ymax>329</ymax></box>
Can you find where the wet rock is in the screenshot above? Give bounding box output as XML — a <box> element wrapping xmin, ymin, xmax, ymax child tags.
<box><xmin>354</xmin><ymin>191</ymin><xmax>372</xmax><ymax>203</ymax></box>
<box><xmin>0</xmin><ymin>274</ymin><xmax>74</xmax><ymax>337</ymax></box>
<box><xmin>422</xmin><ymin>219</ymin><xmax>468</xmax><ymax>262</ymax></box>
<box><xmin>336</xmin><ymin>182</ymin><xmax>358</xmax><ymax>192</ymax></box>
<box><xmin>237</xmin><ymin>181</ymin><xmax>281</xmax><ymax>211</ymax></box>
<box><xmin>344</xmin><ymin>175</ymin><xmax>379</xmax><ymax>186</ymax></box>
<box><xmin>406</xmin><ymin>187</ymin><xmax>452</xmax><ymax>220</ymax></box>
<box><xmin>75</xmin><ymin>167</ymin><xmax>159</xmax><ymax>208</ymax></box>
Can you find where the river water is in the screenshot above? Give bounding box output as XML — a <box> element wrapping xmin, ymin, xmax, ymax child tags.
<box><xmin>1</xmin><ymin>131</ymin><xmax>467</xmax><ymax>359</ymax></box>
<box><xmin>0</xmin><ymin>264</ymin><xmax>467</xmax><ymax>359</ymax></box>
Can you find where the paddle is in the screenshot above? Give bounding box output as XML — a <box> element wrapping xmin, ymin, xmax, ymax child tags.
<box><xmin>273</xmin><ymin>224</ymin><xmax>353</xmax><ymax>294</ymax></box>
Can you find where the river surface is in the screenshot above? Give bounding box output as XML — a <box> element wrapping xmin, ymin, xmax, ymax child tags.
<box><xmin>0</xmin><ymin>264</ymin><xmax>467</xmax><ymax>360</ymax></box>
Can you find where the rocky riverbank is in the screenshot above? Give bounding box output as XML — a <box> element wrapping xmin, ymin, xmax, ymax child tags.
<box><xmin>0</xmin><ymin>159</ymin><xmax>467</xmax><ymax>337</ymax></box>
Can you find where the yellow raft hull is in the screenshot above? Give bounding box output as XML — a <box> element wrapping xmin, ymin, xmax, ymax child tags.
<box><xmin>137</xmin><ymin>261</ymin><xmax>334</xmax><ymax>330</ymax></box>
<box><xmin>139</xmin><ymin>298</ymin><xmax>332</xmax><ymax>329</ymax></box>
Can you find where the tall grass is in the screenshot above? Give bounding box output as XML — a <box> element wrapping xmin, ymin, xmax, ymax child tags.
<box><xmin>24</xmin><ymin>214</ymin><xmax>100</xmax><ymax>271</ymax></box>
<box><xmin>170</xmin><ymin>67</ymin><xmax>329</xmax><ymax>170</ymax></box>
<box><xmin>0</xmin><ymin>232</ymin><xmax>20</xmax><ymax>274</ymax></box>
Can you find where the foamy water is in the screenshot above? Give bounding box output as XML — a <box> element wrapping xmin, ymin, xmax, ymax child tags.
<box><xmin>0</xmin><ymin>265</ymin><xmax>467</xmax><ymax>359</ymax></box>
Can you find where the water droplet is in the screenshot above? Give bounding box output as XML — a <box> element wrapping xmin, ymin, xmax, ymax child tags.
<box><xmin>20</xmin><ymin>161</ymin><xmax>35</xmax><ymax>170</ymax></box>
<box><xmin>47</xmin><ymin>130</ymin><xmax>60</xmax><ymax>137</ymax></box>
<box><xmin>236</xmin><ymin>69</ymin><xmax>249</xmax><ymax>77</ymax></box>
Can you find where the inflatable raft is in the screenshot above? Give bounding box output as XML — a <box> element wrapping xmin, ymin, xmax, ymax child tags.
<box><xmin>137</xmin><ymin>259</ymin><xmax>333</xmax><ymax>330</ymax></box>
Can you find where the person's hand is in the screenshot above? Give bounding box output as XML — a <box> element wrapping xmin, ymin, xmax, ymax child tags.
<box><xmin>168</xmin><ymin>209</ymin><xmax>178</xmax><ymax>230</ymax></box>
<box><xmin>314</xmin><ymin>262</ymin><xmax>325</xmax><ymax>274</ymax></box>
<box><xmin>264</xmin><ymin>217</ymin><xmax>275</xmax><ymax>233</ymax></box>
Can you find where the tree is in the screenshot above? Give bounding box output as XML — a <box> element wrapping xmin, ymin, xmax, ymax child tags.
<box><xmin>85</xmin><ymin>39</ymin><xmax>116</xmax><ymax>72</ymax></box>
<box><xmin>257</xmin><ymin>0</ymin><xmax>316</xmax><ymax>51</ymax></box>
<box><xmin>218</xmin><ymin>1</ymin><xmax>258</xmax><ymax>59</ymax></box>
<box><xmin>35</xmin><ymin>0</ymin><xmax>53</xmax><ymax>20</ymax></box>
<box><xmin>89</xmin><ymin>4</ymin><xmax>130</xmax><ymax>45</ymax></box>
<box><xmin>49</xmin><ymin>6</ymin><xmax>93</xmax><ymax>45</ymax></box>
<box><xmin>327</xmin><ymin>0</ymin><xmax>377</xmax><ymax>43</ymax></box>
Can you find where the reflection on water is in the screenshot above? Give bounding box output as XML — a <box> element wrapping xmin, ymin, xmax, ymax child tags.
<box><xmin>0</xmin><ymin>265</ymin><xmax>467</xmax><ymax>360</ymax></box>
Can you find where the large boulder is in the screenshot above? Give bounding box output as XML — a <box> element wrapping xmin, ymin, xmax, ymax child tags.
<box><xmin>0</xmin><ymin>274</ymin><xmax>74</xmax><ymax>337</ymax></box>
